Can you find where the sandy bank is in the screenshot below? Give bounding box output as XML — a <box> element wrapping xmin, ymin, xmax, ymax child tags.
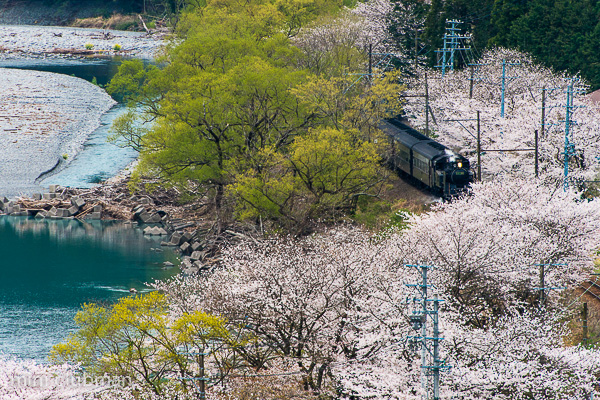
<box><xmin>0</xmin><ymin>67</ymin><xmax>116</xmax><ymax>198</ymax></box>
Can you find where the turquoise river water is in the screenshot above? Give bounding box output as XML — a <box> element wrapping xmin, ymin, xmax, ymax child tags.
<box><xmin>0</xmin><ymin>217</ymin><xmax>179</xmax><ymax>361</ymax></box>
<box><xmin>0</xmin><ymin>57</ymin><xmax>180</xmax><ymax>362</ymax></box>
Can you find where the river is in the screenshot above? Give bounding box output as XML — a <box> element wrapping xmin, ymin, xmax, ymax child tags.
<box><xmin>0</xmin><ymin>56</ymin><xmax>142</xmax><ymax>188</ymax></box>
<box><xmin>0</xmin><ymin>56</ymin><xmax>180</xmax><ymax>362</ymax></box>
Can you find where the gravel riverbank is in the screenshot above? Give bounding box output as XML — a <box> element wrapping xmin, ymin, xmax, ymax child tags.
<box><xmin>0</xmin><ymin>25</ymin><xmax>164</xmax><ymax>199</ymax></box>
<box><xmin>0</xmin><ymin>25</ymin><xmax>165</xmax><ymax>59</ymax></box>
<box><xmin>0</xmin><ymin>67</ymin><xmax>116</xmax><ymax>199</ymax></box>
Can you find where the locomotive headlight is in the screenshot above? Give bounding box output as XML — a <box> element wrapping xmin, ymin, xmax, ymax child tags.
<box><xmin>457</xmin><ymin>162</ymin><xmax>463</xmax><ymax>168</ymax></box>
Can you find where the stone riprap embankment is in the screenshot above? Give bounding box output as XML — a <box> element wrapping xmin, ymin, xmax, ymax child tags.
<box><xmin>0</xmin><ymin>67</ymin><xmax>116</xmax><ymax>198</ymax></box>
<box><xmin>0</xmin><ymin>25</ymin><xmax>164</xmax><ymax>59</ymax></box>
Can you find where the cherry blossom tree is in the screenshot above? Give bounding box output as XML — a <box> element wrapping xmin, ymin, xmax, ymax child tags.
<box><xmin>0</xmin><ymin>356</ymin><xmax>160</xmax><ymax>400</ymax></box>
<box><xmin>293</xmin><ymin>0</ymin><xmax>427</xmax><ymax>75</ymax></box>
<box><xmin>442</xmin><ymin>312</ymin><xmax>600</xmax><ymax>400</ymax></box>
<box><xmin>154</xmin><ymin>227</ymin><xmax>414</xmax><ymax>393</ymax></box>
<box><xmin>403</xmin><ymin>48</ymin><xmax>600</xmax><ymax>186</ymax></box>
<box><xmin>397</xmin><ymin>178</ymin><xmax>600</xmax><ymax>326</ymax></box>
<box><xmin>155</xmin><ymin>180</ymin><xmax>600</xmax><ymax>399</ymax></box>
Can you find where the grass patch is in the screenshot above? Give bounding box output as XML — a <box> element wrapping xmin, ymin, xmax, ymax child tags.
<box><xmin>352</xmin><ymin>173</ymin><xmax>433</xmax><ymax>231</ymax></box>
<box><xmin>72</xmin><ymin>14</ymin><xmax>139</xmax><ymax>30</ymax></box>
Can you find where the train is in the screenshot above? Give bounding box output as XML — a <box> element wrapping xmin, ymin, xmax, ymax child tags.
<box><xmin>381</xmin><ymin>118</ymin><xmax>474</xmax><ymax>198</ymax></box>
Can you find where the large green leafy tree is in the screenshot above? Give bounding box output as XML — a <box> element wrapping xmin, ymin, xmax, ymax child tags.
<box><xmin>50</xmin><ymin>292</ymin><xmax>249</xmax><ymax>396</ymax></box>
<box><xmin>229</xmin><ymin>73</ymin><xmax>403</xmax><ymax>232</ymax></box>
<box><xmin>108</xmin><ymin>0</ymin><xmax>407</xmax><ymax>232</ymax></box>
<box><xmin>107</xmin><ymin>0</ymin><xmax>321</xmax><ymax>225</ymax></box>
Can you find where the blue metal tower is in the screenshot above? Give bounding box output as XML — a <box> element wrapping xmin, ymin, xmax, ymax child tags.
<box><xmin>435</xmin><ymin>20</ymin><xmax>471</xmax><ymax>77</ymax></box>
<box><xmin>405</xmin><ymin>264</ymin><xmax>449</xmax><ymax>399</ymax></box>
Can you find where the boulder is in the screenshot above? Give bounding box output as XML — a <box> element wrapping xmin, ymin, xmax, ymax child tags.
<box><xmin>180</xmin><ymin>256</ymin><xmax>192</xmax><ymax>268</ymax></box>
<box><xmin>169</xmin><ymin>232</ymin><xmax>183</xmax><ymax>246</ymax></box>
<box><xmin>182</xmin><ymin>232</ymin><xmax>194</xmax><ymax>243</ymax></box>
<box><xmin>32</xmin><ymin>193</ymin><xmax>42</xmax><ymax>201</ymax></box>
<box><xmin>71</xmin><ymin>197</ymin><xmax>86</xmax><ymax>209</ymax></box>
<box><xmin>180</xmin><ymin>242</ymin><xmax>191</xmax><ymax>254</ymax></box>
<box><xmin>55</xmin><ymin>208</ymin><xmax>70</xmax><ymax>218</ymax></box>
<box><xmin>143</xmin><ymin>226</ymin><xmax>168</xmax><ymax>236</ymax></box>
<box><xmin>190</xmin><ymin>241</ymin><xmax>203</xmax><ymax>252</ymax></box>
<box><xmin>34</xmin><ymin>210</ymin><xmax>47</xmax><ymax>219</ymax></box>
<box><xmin>190</xmin><ymin>250</ymin><xmax>207</xmax><ymax>261</ymax></box>
<box><xmin>85</xmin><ymin>212</ymin><xmax>102</xmax><ymax>220</ymax></box>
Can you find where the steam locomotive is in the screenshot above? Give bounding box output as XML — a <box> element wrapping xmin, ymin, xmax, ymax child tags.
<box><xmin>382</xmin><ymin>118</ymin><xmax>474</xmax><ymax>198</ymax></box>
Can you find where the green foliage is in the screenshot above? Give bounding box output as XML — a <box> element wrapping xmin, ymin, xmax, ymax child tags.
<box><xmin>108</xmin><ymin>0</ymin><xmax>403</xmax><ymax>230</ymax></box>
<box><xmin>352</xmin><ymin>196</ymin><xmax>413</xmax><ymax>231</ymax></box>
<box><xmin>107</xmin><ymin>110</ymin><xmax>147</xmax><ymax>152</ymax></box>
<box><xmin>417</xmin><ymin>0</ymin><xmax>600</xmax><ymax>89</ymax></box>
<box><xmin>84</xmin><ymin>43</ymin><xmax>94</xmax><ymax>50</ymax></box>
<box><xmin>49</xmin><ymin>292</ymin><xmax>246</xmax><ymax>395</ymax></box>
<box><xmin>106</xmin><ymin>59</ymin><xmax>159</xmax><ymax>103</ymax></box>
<box><xmin>113</xmin><ymin>43</ymin><xmax>122</xmax><ymax>51</ymax></box>
<box><xmin>230</xmin><ymin>127</ymin><xmax>388</xmax><ymax>231</ymax></box>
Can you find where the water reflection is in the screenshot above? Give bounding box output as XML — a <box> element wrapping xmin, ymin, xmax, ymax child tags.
<box><xmin>0</xmin><ymin>216</ymin><xmax>179</xmax><ymax>361</ymax></box>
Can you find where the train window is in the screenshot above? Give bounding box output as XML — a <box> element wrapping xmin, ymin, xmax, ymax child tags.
<box><xmin>414</xmin><ymin>158</ymin><xmax>428</xmax><ymax>172</ymax></box>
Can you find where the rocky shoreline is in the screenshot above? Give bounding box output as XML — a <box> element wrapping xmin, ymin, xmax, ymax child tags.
<box><xmin>0</xmin><ymin>181</ymin><xmax>229</xmax><ymax>275</ymax></box>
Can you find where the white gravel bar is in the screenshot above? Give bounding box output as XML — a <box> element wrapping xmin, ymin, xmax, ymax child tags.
<box><xmin>0</xmin><ymin>25</ymin><xmax>164</xmax><ymax>59</ymax></box>
<box><xmin>0</xmin><ymin>67</ymin><xmax>116</xmax><ymax>198</ymax></box>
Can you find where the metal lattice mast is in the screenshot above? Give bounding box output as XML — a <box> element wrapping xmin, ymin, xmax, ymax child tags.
<box><xmin>405</xmin><ymin>264</ymin><xmax>448</xmax><ymax>400</ymax></box>
<box><xmin>435</xmin><ymin>20</ymin><xmax>471</xmax><ymax>77</ymax></box>
<box><xmin>561</xmin><ymin>79</ymin><xmax>585</xmax><ymax>191</ymax></box>
<box><xmin>563</xmin><ymin>81</ymin><xmax>574</xmax><ymax>191</ymax></box>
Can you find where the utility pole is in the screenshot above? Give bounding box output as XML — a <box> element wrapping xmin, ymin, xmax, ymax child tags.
<box><xmin>469</xmin><ymin>65</ymin><xmax>474</xmax><ymax>99</ymax></box>
<box><xmin>368</xmin><ymin>43</ymin><xmax>373</xmax><ymax>77</ymax></box>
<box><xmin>425</xmin><ymin>72</ymin><xmax>430</xmax><ymax>136</ymax></box>
<box><xmin>534</xmin><ymin>263</ymin><xmax>567</xmax><ymax>310</ymax></box>
<box><xmin>541</xmin><ymin>88</ymin><xmax>546</xmax><ymax>138</ymax></box>
<box><xmin>477</xmin><ymin>111</ymin><xmax>481</xmax><ymax>181</ymax></box>
<box><xmin>414</xmin><ymin>27</ymin><xmax>419</xmax><ymax>72</ymax></box>
<box><xmin>433</xmin><ymin>294</ymin><xmax>440</xmax><ymax>400</ymax></box>
<box><xmin>500</xmin><ymin>59</ymin><xmax>520</xmax><ymax>117</ymax></box>
<box><xmin>582</xmin><ymin>302</ymin><xmax>588</xmax><ymax>347</ymax></box>
<box><xmin>563</xmin><ymin>81</ymin><xmax>573</xmax><ymax>191</ymax></box>
<box><xmin>177</xmin><ymin>346</ymin><xmax>210</xmax><ymax>399</ymax></box>
<box><xmin>199</xmin><ymin>346</ymin><xmax>206</xmax><ymax>400</ymax></box>
<box><xmin>534</xmin><ymin>129</ymin><xmax>539</xmax><ymax>178</ymax></box>
<box><xmin>405</xmin><ymin>264</ymin><xmax>448</xmax><ymax>400</ymax></box>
